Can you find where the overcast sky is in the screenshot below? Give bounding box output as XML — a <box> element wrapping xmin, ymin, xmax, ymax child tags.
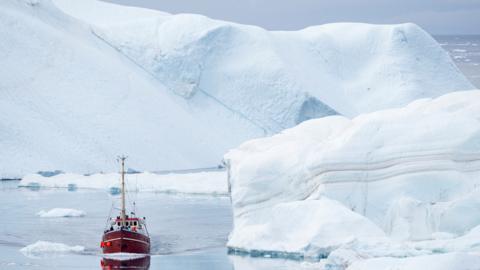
<box><xmin>103</xmin><ymin>0</ymin><xmax>480</xmax><ymax>35</ymax></box>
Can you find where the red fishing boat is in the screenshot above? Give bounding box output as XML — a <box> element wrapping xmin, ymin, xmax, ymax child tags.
<box><xmin>101</xmin><ymin>156</ymin><xmax>150</xmax><ymax>254</ymax></box>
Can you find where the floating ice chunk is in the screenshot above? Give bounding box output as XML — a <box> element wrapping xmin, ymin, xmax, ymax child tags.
<box><xmin>20</xmin><ymin>171</ymin><xmax>228</xmax><ymax>195</ymax></box>
<box><xmin>36</xmin><ymin>170</ymin><xmax>64</xmax><ymax>177</ymax></box>
<box><xmin>20</xmin><ymin>241</ymin><xmax>85</xmax><ymax>258</ymax></box>
<box><xmin>37</xmin><ymin>208</ymin><xmax>86</xmax><ymax>218</ymax></box>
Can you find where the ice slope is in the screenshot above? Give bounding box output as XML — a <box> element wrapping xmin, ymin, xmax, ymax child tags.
<box><xmin>1</xmin><ymin>0</ymin><xmax>474</xmax><ymax>179</ymax></box>
<box><xmin>54</xmin><ymin>0</ymin><xmax>473</xmax><ymax>132</ymax></box>
<box><xmin>224</xmin><ymin>90</ymin><xmax>480</xmax><ymax>260</ymax></box>
<box><xmin>0</xmin><ymin>0</ymin><xmax>264</xmax><ymax>179</ymax></box>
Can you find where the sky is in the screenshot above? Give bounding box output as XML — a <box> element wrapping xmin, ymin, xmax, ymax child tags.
<box><xmin>103</xmin><ymin>0</ymin><xmax>480</xmax><ymax>35</ymax></box>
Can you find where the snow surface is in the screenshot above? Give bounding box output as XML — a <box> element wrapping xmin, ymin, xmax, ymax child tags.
<box><xmin>19</xmin><ymin>171</ymin><xmax>228</xmax><ymax>195</ymax></box>
<box><xmin>37</xmin><ymin>208</ymin><xmax>86</xmax><ymax>218</ymax></box>
<box><xmin>20</xmin><ymin>241</ymin><xmax>85</xmax><ymax>258</ymax></box>
<box><xmin>54</xmin><ymin>0</ymin><xmax>473</xmax><ymax>126</ymax></box>
<box><xmin>224</xmin><ymin>90</ymin><xmax>480</xmax><ymax>263</ymax></box>
<box><xmin>228</xmin><ymin>197</ymin><xmax>386</xmax><ymax>259</ymax></box>
<box><xmin>0</xmin><ymin>0</ymin><xmax>473</xmax><ymax>179</ymax></box>
<box><xmin>0</xmin><ymin>0</ymin><xmax>263</xmax><ymax>179</ymax></box>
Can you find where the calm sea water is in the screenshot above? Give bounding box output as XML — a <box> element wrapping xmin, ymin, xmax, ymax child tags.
<box><xmin>0</xmin><ymin>181</ymin><xmax>311</xmax><ymax>270</ymax></box>
<box><xmin>435</xmin><ymin>35</ymin><xmax>480</xmax><ymax>88</ymax></box>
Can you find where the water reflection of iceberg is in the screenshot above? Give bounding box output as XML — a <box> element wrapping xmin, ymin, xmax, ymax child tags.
<box><xmin>101</xmin><ymin>255</ymin><xmax>150</xmax><ymax>269</ymax></box>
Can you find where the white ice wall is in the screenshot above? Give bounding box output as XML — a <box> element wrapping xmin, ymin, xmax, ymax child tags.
<box><xmin>54</xmin><ymin>0</ymin><xmax>473</xmax><ymax>131</ymax></box>
<box><xmin>0</xmin><ymin>0</ymin><xmax>474</xmax><ymax>178</ymax></box>
<box><xmin>0</xmin><ymin>0</ymin><xmax>263</xmax><ymax>178</ymax></box>
<box><xmin>224</xmin><ymin>90</ymin><xmax>480</xmax><ymax>258</ymax></box>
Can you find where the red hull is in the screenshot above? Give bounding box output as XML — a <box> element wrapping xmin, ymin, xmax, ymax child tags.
<box><xmin>102</xmin><ymin>230</ymin><xmax>150</xmax><ymax>254</ymax></box>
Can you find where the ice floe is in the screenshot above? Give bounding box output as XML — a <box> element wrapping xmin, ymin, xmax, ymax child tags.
<box><xmin>20</xmin><ymin>171</ymin><xmax>228</xmax><ymax>195</ymax></box>
<box><xmin>20</xmin><ymin>241</ymin><xmax>85</xmax><ymax>258</ymax></box>
<box><xmin>37</xmin><ymin>208</ymin><xmax>86</xmax><ymax>218</ymax></box>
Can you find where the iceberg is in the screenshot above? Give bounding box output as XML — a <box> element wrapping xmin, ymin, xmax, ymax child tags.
<box><xmin>0</xmin><ymin>0</ymin><xmax>263</xmax><ymax>179</ymax></box>
<box><xmin>0</xmin><ymin>0</ymin><xmax>473</xmax><ymax>179</ymax></box>
<box><xmin>54</xmin><ymin>0</ymin><xmax>473</xmax><ymax>125</ymax></box>
<box><xmin>224</xmin><ymin>90</ymin><xmax>480</xmax><ymax>260</ymax></box>
<box><xmin>19</xmin><ymin>171</ymin><xmax>228</xmax><ymax>195</ymax></box>
<box><xmin>37</xmin><ymin>208</ymin><xmax>86</xmax><ymax>218</ymax></box>
<box><xmin>20</xmin><ymin>241</ymin><xmax>85</xmax><ymax>258</ymax></box>
<box><xmin>227</xmin><ymin>197</ymin><xmax>386</xmax><ymax>259</ymax></box>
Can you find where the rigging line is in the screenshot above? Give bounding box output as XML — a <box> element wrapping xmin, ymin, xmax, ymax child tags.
<box><xmin>104</xmin><ymin>202</ymin><xmax>114</xmax><ymax>231</ymax></box>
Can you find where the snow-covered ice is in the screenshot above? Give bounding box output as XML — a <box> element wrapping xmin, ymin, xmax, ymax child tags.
<box><xmin>54</xmin><ymin>0</ymin><xmax>473</xmax><ymax>123</ymax></box>
<box><xmin>37</xmin><ymin>208</ymin><xmax>86</xmax><ymax>218</ymax></box>
<box><xmin>227</xmin><ymin>197</ymin><xmax>386</xmax><ymax>259</ymax></box>
<box><xmin>0</xmin><ymin>0</ymin><xmax>263</xmax><ymax>179</ymax></box>
<box><xmin>20</xmin><ymin>241</ymin><xmax>85</xmax><ymax>258</ymax></box>
<box><xmin>0</xmin><ymin>0</ymin><xmax>474</xmax><ymax>179</ymax></box>
<box><xmin>19</xmin><ymin>171</ymin><xmax>228</xmax><ymax>195</ymax></box>
<box><xmin>224</xmin><ymin>90</ymin><xmax>480</xmax><ymax>264</ymax></box>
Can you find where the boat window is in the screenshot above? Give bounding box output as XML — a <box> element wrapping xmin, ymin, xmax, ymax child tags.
<box><xmin>117</xmin><ymin>222</ymin><xmax>120</xmax><ymax>226</ymax></box>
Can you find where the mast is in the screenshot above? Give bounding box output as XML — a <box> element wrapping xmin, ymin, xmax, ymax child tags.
<box><xmin>119</xmin><ymin>156</ymin><xmax>127</xmax><ymax>226</ymax></box>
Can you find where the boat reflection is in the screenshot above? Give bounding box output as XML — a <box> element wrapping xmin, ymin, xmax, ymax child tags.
<box><xmin>101</xmin><ymin>255</ymin><xmax>150</xmax><ymax>269</ymax></box>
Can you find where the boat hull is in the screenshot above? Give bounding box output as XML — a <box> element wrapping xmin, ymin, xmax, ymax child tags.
<box><xmin>102</xmin><ymin>230</ymin><xmax>150</xmax><ymax>254</ymax></box>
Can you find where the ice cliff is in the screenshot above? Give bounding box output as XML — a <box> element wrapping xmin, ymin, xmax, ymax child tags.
<box><xmin>224</xmin><ymin>90</ymin><xmax>480</xmax><ymax>261</ymax></box>
<box><xmin>0</xmin><ymin>0</ymin><xmax>262</xmax><ymax>178</ymax></box>
<box><xmin>54</xmin><ymin>0</ymin><xmax>473</xmax><ymax>129</ymax></box>
<box><xmin>0</xmin><ymin>0</ymin><xmax>473</xmax><ymax>178</ymax></box>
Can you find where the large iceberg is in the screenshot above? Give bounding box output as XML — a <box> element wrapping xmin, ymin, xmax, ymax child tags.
<box><xmin>224</xmin><ymin>90</ymin><xmax>480</xmax><ymax>261</ymax></box>
<box><xmin>0</xmin><ymin>0</ymin><xmax>473</xmax><ymax>178</ymax></box>
<box><xmin>0</xmin><ymin>0</ymin><xmax>262</xmax><ymax>178</ymax></box>
<box><xmin>54</xmin><ymin>0</ymin><xmax>473</xmax><ymax>126</ymax></box>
